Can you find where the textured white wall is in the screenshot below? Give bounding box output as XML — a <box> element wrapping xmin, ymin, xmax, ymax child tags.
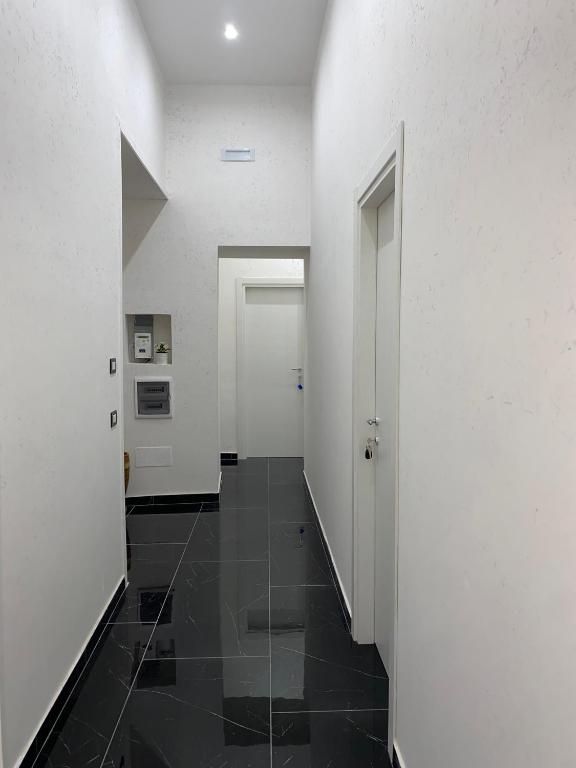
<box><xmin>98</xmin><ymin>0</ymin><xmax>165</xmax><ymax>181</ymax></box>
<box><xmin>309</xmin><ymin>1</ymin><xmax>576</xmax><ymax>766</ymax></box>
<box><xmin>218</xmin><ymin>257</ymin><xmax>305</xmax><ymax>454</ymax></box>
<box><xmin>0</xmin><ymin>2</ymin><xmax>164</xmax><ymax>766</ymax></box>
<box><xmin>123</xmin><ymin>86</ymin><xmax>311</xmax><ymax>497</ymax></box>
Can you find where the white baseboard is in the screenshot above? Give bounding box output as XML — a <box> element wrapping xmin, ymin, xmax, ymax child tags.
<box><xmin>15</xmin><ymin>576</ymin><xmax>125</xmax><ymax>768</ymax></box>
<box><xmin>394</xmin><ymin>742</ymin><xmax>407</xmax><ymax>768</ymax></box>
<box><xmin>303</xmin><ymin>470</ymin><xmax>352</xmax><ymax>617</ymax></box>
<box><xmin>126</xmin><ymin>489</ymin><xmax>220</xmax><ymax>498</ymax></box>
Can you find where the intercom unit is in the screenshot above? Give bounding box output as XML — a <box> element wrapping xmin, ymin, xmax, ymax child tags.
<box><xmin>134</xmin><ymin>314</ymin><xmax>154</xmax><ymax>360</ymax></box>
<box><xmin>134</xmin><ymin>333</ymin><xmax>152</xmax><ymax>359</ymax></box>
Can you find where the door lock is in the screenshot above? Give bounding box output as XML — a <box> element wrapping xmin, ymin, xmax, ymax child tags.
<box><xmin>366</xmin><ymin>417</ymin><xmax>381</xmax><ymax>426</ymax></box>
<box><xmin>364</xmin><ymin>436</ymin><xmax>379</xmax><ymax>460</ymax></box>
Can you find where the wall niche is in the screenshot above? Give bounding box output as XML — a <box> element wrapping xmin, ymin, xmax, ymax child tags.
<box><xmin>126</xmin><ymin>313</ymin><xmax>172</xmax><ymax>365</ymax></box>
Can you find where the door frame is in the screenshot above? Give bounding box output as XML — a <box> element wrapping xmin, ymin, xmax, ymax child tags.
<box><xmin>351</xmin><ymin>124</ymin><xmax>404</xmax><ymax>755</ymax></box>
<box><xmin>236</xmin><ymin>278</ymin><xmax>305</xmax><ymax>459</ymax></box>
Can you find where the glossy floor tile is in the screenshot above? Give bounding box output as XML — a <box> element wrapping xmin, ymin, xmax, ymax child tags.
<box><xmin>271</xmin><ymin>586</ymin><xmax>387</xmax><ymax>712</ymax></box>
<box><xmin>128</xmin><ymin>501</ymin><xmax>203</xmax><ymax>515</ymax></box>
<box><xmin>103</xmin><ymin>659</ymin><xmax>271</xmax><ymax>767</ymax></box>
<box><xmin>272</xmin><ymin>710</ymin><xmax>389</xmax><ymax>767</ymax></box>
<box><xmin>127</xmin><ymin>512</ymin><xmax>199</xmax><ymax>544</ymax></box>
<box><xmin>127</xmin><ymin>495</ymin><xmax>153</xmax><ymax>506</ymax></box>
<box><xmin>37</xmin><ymin>623</ymin><xmax>152</xmax><ymax>768</ymax></box>
<box><xmin>269</xmin><ymin>457</ymin><xmax>305</xmax><ymax>484</ymax></box>
<box><xmin>220</xmin><ymin>473</ymin><xmax>269</xmax><ymax>508</ymax></box>
<box><xmin>147</xmin><ymin>561</ymin><xmax>270</xmax><ymax>658</ymax></box>
<box><xmin>222</xmin><ymin>457</ymin><xmax>268</xmax><ymax>476</ymax></box>
<box><xmin>270</xmin><ymin>523</ymin><xmax>333</xmax><ymax>586</ymax></box>
<box><xmin>272</xmin><ymin>644</ymin><xmax>388</xmax><ymax>712</ymax></box>
<box><xmin>270</xmin><ymin>586</ymin><xmax>380</xmax><ymax>672</ymax></box>
<box><xmin>34</xmin><ymin>458</ymin><xmax>388</xmax><ymax>768</ymax></box>
<box><xmin>269</xmin><ymin>481</ymin><xmax>315</xmax><ymax>522</ymax></box>
<box><xmin>183</xmin><ymin>508</ymin><xmax>268</xmax><ymax>561</ymax></box>
<box><xmin>200</xmin><ymin>500</ymin><xmax>221</xmax><ymax>512</ymax></box>
<box><xmin>112</xmin><ymin>543</ymin><xmax>186</xmax><ymax>624</ymax></box>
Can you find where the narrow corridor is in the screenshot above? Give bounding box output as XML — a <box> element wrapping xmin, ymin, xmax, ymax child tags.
<box><xmin>34</xmin><ymin>459</ymin><xmax>389</xmax><ymax>767</ymax></box>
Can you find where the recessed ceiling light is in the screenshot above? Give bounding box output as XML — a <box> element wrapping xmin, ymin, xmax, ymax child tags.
<box><xmin>224</xmin><ymin>23</ymin><xmax>239</xmax><ymax>40</ymax></box>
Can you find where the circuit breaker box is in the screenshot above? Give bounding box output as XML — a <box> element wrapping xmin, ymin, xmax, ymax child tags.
<box><xmin>135</xmin><ymin>377</ymin><xmax>173</xmax><ymax>419</ymax></box>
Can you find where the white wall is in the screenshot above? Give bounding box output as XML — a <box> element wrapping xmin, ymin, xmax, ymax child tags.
<box><xmin>308</xmin><ymin>1</ymin><xmax>576</xmax><ymax>766</ymax></box>
<box><xmin>98</xmin><ymin>0</ymin><xmax>165</xmax><ymax>182</ymax></box>
<box><xmin>0</xmin><ymin>2</ymin><xmax>164</xmax><ymax>765</ymax></box>
<box><xmin>124</xmin><ymin>86</ymin><xmax>311</xmax><ymax>497</ymax></box>
<box><xmin>218</xmin><ymin>257</ymin><xmax>305</xmax><ymax>454</ymax></box>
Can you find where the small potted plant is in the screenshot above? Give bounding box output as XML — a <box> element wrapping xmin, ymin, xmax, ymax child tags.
<box><xmin>154</xmin><ymin>343</ymin><xmax>170</xmax><ymax>365</ymax></box>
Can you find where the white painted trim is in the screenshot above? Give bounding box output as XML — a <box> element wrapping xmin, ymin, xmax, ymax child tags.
<box><xmin>218</xmin><ymin>245</ymin><xmax>309</xmax><ymax>260</ymax></box>
<box><xmin>118</xmin><ymin>122</ymin><xmax>129</xmax><ymax>589</ymax></box>
<box><xmin>14</xmin><ymin>576</ymin><xmax>125</xmax><ymax>767</ymax></box>
<box><xmin>394</xmin><ymin>742</ymin><xmax>407</xmax><ymax>768</ymax></box>
<box><xmin>303</xmin><ymin>470</ymin><xmax>351</xmax><ymax>616</ymax></box>
<box><xmin>218</xmin><ymin>471</ymin><xmax>222</xmax><ymax>493</ymax></box>
<box><xmin>351</xmin><ymin>122</ymin><xmax>404</xmax><ymax>761</ymax></box>
<box><xmin>235</xmin><ymin>278</ymin><xmax>305</xmax><ymax>459</ymax></box>
<box><xmin>352</xmin><ymin>201</ymin><xmax>377</xmax><ymax>644</ymax></box>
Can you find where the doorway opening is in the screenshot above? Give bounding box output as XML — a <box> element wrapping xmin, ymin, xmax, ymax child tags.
<box><xmin>217</xmin><ymin>247</ymin><xmax>308</xmax><ymax>461</ymax></box>
<box><xmin>120</xmin><ymin>132</ymin><xmax>167</xmax><ymax>504</ymax></box>
<box><xmin>352</xmin><ymin>125</ymin><xmax>404</xmax><ymax>759</ymax></box>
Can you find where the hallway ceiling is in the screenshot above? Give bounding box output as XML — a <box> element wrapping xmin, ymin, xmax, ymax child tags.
<box><xmin>135</xmin><ymin>0</ymin><xmax>328</xmax><ymax>85</ymax></box>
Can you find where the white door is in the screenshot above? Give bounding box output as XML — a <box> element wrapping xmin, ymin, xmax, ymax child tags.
<box><xmin>374</xmin><ymin>191</ymin><xmax>400</xmax><ymax>743</ymax></box>
<box><xmin>240</xmin><ymin>284</ymin><xmax>304</xmax><ymax>457</ymax></box>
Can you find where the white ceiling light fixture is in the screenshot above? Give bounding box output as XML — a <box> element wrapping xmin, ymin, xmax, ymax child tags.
<box><xmin>224</xmin><ymin>22</ymin><xmax>239</xmax><ymax>40</ymax></box>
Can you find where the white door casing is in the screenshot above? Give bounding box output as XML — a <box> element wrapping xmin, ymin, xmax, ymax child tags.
<box><xmin>374</xmin><ymin>190</ymin><xmax>400</xmax><ymax>679</ymax></box>
<box><xmin>352</xmin><ymin>124</ymin><xmax>404</xmax><ymax>759</ymax></box>
<box><xmin>236</xmin><ymin>279</ymin><xmax>305</xmax><ymax>458</ymax></box>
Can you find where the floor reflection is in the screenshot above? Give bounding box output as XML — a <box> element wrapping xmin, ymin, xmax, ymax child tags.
<box><xmin>33</xmin><ymin>459</ymin><xmax>389</xmax><ymax>768</ymax></box>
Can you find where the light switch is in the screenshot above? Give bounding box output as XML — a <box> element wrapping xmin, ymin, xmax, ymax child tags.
<box><xmin>109</xmin><ymin>358</ymin><xmax>117</xmax><ymax>374</ymax></box>
<box><xmin>110</xmin><ymin>410</ymin><xmax>118</xmax><ymax>428</ymax></box>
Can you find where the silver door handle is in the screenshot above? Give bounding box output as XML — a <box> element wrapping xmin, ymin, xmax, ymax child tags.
<box><xmin>366</xmin><ymin>417</ymin><xmax>380</xmax><ymax>426</ymax></box>
<box><xmin>291</xmin><ymin>368</ymin><xmax>303</xmax><ymax>372</ymax></box>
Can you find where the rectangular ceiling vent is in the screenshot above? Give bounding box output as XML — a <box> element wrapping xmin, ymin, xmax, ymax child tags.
<box><xmin>220</xmin><ymin>148</ymin><xmax>255</xmax><ymax>163</ymax></box>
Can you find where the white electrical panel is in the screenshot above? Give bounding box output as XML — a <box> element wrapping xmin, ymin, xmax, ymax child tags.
<box><xmin>134</xmin><ymin>332</ymin><xmax>152</xmax><ymax>359</ymax></box>
<box><xmin>135</xmin><ymin>377</ymin><xmax>173</xmax><ymax>419</ymax></box>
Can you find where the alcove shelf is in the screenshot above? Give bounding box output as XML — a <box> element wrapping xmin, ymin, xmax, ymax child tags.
<box><xmin>125</xmin><ymin>313</ymin><xmax>173</xmax><ymax>365</ymax></box>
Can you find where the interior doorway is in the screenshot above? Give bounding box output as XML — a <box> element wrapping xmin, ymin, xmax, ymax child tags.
<box><xmin>238</xmin><ymin>280</ymin><xmax>305</xmax><ymax>458</ymax></box>
<box><xmin>217</xmin><ymin>248</ymin><xmax>308</xmax><ymax>461</ymax></box>
<box><xmin>352</xmin><ymin>125</ymin><xmax>404</xmax><ymax>758</ymax></box>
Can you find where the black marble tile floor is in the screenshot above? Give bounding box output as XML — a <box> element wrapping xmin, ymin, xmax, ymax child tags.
<box><xmin>33</xmin><ymin>458</ymin><xmax>390</xmax><ymax>767</ymax></box>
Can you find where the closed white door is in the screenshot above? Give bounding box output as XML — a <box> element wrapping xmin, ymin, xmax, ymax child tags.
<box><xmin>240</xmin><ymin>284</ymin><xmax>304</xmax><ymax>457</ymax></box>
<box><xmin>374</xmin><ymin>191</ymin><xmax>400</xmax><ymax>742</ymax></box>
